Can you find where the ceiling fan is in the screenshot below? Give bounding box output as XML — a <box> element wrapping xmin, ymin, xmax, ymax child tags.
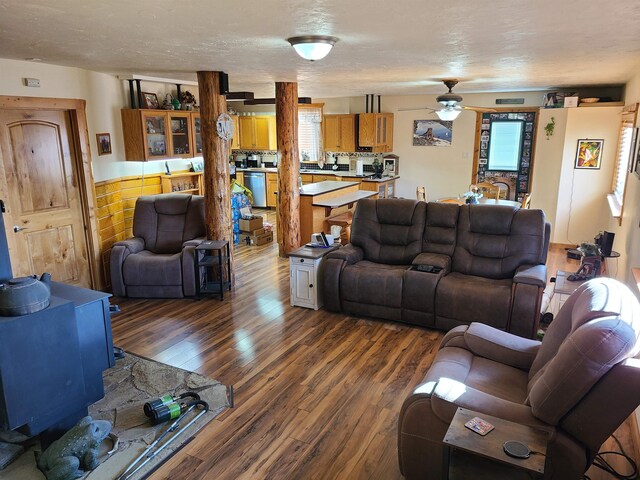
<box><xmin>399</xmin><ymin>80</ymin><xmax>496</xmax><ymax>120</ymax></box>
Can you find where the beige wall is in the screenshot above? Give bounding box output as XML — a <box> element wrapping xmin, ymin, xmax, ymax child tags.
<box><xmin>0</xmin><ymin>59</ymin><xmax>197</xmax><ymax>181</ymax></box>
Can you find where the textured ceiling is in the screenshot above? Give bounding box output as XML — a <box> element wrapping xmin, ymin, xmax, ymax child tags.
<box><xmin>1</xmin><ymin>0</ymin><xmax>639</xmax><ymax>98</ymax></box>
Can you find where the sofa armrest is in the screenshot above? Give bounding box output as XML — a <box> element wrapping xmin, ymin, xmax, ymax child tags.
<box><xmin>439</xmin><ymin>323</ymin><xmax>540</xmax><ymax>369</ymax></box>
<box><xmin>326</xmin><ymin>244</ymin><xmax>363</xmax><ymax>265</ymax></box>
<box><xmin>514</xmin><ymin>264</ymin><xmax>547</xmax><ymax>288</ymax></box>
<box><xmin>113</xmin><ymin>237</ymin><xmax>145</xmax><ymax>254</ymax></box>
<box><xmin>109</xmin><ymin>237</ymin><xmax>145</xmax><ymax>297</ymax></box>
<box><xmin>411</xmin><ymin>253</ymin><xmax>451</xmax><ymax>272</ymax></box>
<box><xmin>183</xmin><ymin>237</ymin><xmax>205</xmax><ymax>248</ymax></box>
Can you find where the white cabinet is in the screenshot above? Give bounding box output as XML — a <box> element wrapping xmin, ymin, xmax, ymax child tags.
<box><xmin>289</xmin><ymin>245</ymin><xmax>339</xmax><ymax>310</ymax></box>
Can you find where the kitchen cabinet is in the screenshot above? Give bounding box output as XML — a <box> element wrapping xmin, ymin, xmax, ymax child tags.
<box><xmin>191</xmin><ymin>113</ymin><xmax>203</xmax><ymax>156</ymax></box>
<box><xmin>312</xmin><ymin>174</ymin><xmax>340</xmax><ymax>183</ymax></box>
<box><xmin>323</xmin><ymin>114</ymin><xmax>356</xmax><ymax>152</ymax></box>
<box><xmin>169</xmin><ymin>112</ymin><xmax>193</xmax><ymax>158</ymax></box>
<box><xmin>267</xmin><ymin>172</ymin><xmax>278</xmax><ymax>208</ymax></box>
<box><xmin>300</xmin><ymin>174</ymin><xmax>314</xmax><ymax>185</ymax></box>
<box><xmin>231</xmin><ymin>115</ymin><xmax>240</xmax><ymax>150</ymax></box>
<box><xmin>239</xmin><ymin>116</ymin><xmax>276</xmax><ymax>150</ymax></box>
<box><xmin>360</xmin><ymin>178</ymin><xmax>396</xmax><ymax>198</ymax></box>
<box><xmin>161</xmin><ymin>171</ymin><xmax>204</xmax><ymax>195</ymax></box>
<box><xmin>122</xmin><ymin>109</ymin><xmax>203</xmax><ymax>161</ymax></box>
<box><xmin>358</xmin><ymin>113</ymin><xmax>394</xmax><ymax>152</ymax></box>
<box><xmin>235</xmin><ymin>171</ymin><xmax>244</xmax><ymax>186</ymax></box>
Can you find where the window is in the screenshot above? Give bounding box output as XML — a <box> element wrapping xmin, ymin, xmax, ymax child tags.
<box><xmin>487</xmin><ymin>121</ymin><xmax>523</xmax><ymax>171</ymax></box>
<box><xmin>298</xmin><ymin>105</ymin><xmax>323</xmax><ymax>162</ymax></box>
<box><xmin>607</xmin><ymin>105</ymin><xmax>638</xmax><ymax>221</ymax></box>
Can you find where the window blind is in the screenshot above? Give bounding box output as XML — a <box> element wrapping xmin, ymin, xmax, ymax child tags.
<box><xmin>611</xmin><ymin>117</ymin><xmax>634</xmax><ymax>205</ymax></box>
<box><xmin>299</xmin><ymin>107</ymin><xmax>323</xmax><ymax>162</ymax></box>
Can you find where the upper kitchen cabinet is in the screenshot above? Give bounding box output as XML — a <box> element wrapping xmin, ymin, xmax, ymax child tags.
<box><xmin>239</xmin><ymin>116</ymin><xmax>277</xmax><ymax>150</ymax></box>
<box><xmin>323</xmin><ymin>114</ymin><xmax>356</xmax><ymax>152</ymax></box>
<box><xmin>122</xmin><ymin>109</ymin><xmax>204</xmax><ymax>161</ymax></box>
<box><xmin>231</xmin><ymin>115</ymin><xmax>240</xmax><ymax>150</ymax></box>
<box><xmin>169</xmin><ymin>112</ymin><xmax>193</xmax><ymax>158</ymax></box>
<box><xmin>191</xmin><ymin>113</ymin><xmax>203</xmax><ymax>156</ymax></box>
<box><xmin>358</xmin><ymin>113</ymin><xmax>394</xmax><ymax>152</ymax></box>
<box><xmin>121</xmin><ymin>110</ymin><xmax>171</xmax><ymax>161</ymax></box>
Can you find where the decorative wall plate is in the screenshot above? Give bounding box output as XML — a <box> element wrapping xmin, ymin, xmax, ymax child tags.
<box><xmin>217</xmin><ymin>113</ymin><xmax>234</xmax><ymax>141</ymax></box>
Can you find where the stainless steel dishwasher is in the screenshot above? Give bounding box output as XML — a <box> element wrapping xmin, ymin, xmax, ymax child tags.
<box><xmin>244</xmin><ymin>172</ymin><xmax>267</xmax><ymax>207</ymax></box>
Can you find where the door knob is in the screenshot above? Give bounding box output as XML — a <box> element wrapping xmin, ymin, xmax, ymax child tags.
<box><xmin>13</xmin><ymin>225</ymin><xmax>28</xmax><ymax>232</ymax></box>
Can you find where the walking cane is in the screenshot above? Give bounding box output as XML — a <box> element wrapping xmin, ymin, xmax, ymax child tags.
<box><xmin>117</xmin><ymin>400</ymin><xmax>209</xmax><ymax>480</ymax></box>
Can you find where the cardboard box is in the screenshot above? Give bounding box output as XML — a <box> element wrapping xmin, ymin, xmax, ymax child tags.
<box><xmin>239</xmin><ymin>216</ymin><xmax>263</xmax><ymax>232</ymax></box>
<box><xmin>251</xmin><ymin>228</ymin><xmax>266</xmax><ymax>236</ymax></box>
<box><xmin>249</xmin><ymin>231</ymin><xmax>273</xmax><ymax>246</ymax></box>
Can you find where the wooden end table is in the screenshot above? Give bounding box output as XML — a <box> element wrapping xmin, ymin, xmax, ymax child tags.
<box><xmin>289</xmin><ymin>245</ymin><xmax>339</xmax><ymax>310</ymax></box>
<box><xmin>443</xmin><ymin>407</ymin><xmax>551</xmax><ymax>480</ymax></box>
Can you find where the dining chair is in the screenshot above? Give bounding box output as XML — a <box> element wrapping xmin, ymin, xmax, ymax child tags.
<box><xmin>475</xmin><ymin>181</ymin><xmax>500</xmax><ymax>200</ymax></box>
<box><xmin>522</xmin><ymin>193</ymin><xmax>532</xmax><ymax>209</ymax></box>
<box><xmin>416</xmin><ymin>186</ymin><xmax>427</xmax><ymax>202</ymax></box>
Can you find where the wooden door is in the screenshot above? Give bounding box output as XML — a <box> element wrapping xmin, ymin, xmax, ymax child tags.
<box><xmin>384</xmin><ymin>113</ymin><xmax>394</xmax><ymax>151</ymax></box>
<box><xmin>230</xmin><ymin>115</ymin><xmax>240</xmax><ymax>150</ymax></box>
<box><xmin>190</xmin><ymin>113</ymin><xmax>203</xmax><ymax>155</ymax></box>
<box><xmin>323</xmin><ymin>115</ymin><xmax>340</xmax><ymax>151</ymax></box>
<box><xmin>339</xmin><ymin>115</ymin><xmax>356</xmax><ymax>152</ymax></box>
<box><xmin>0</xmin><ymin>110</ymin><xmax>91</xmax><ymax>286</ymax></box>
<box><xmin>169</xmin><ymin>111</ymin><xmax>192</xmax><ymax>158</ymax></box>
<box><xmin>266</xmin><ymin>173</ymin><xmax>278</xmax><ymax>207</ymax></box>
<box><xmin>141</xmin><ymin>111</ymin><xmax>170</xmax><ymax>160</ymax></box>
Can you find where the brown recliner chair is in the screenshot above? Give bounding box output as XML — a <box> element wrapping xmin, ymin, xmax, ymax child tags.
<box><xmin>110</xmin><ymin>194</ymin><xmax>205</xmax><ymax>298</ymax></box>
<box><xmin>398</xmin><ymin>277</ymin><xmax>640</xmax><ymax>479</ymax></box>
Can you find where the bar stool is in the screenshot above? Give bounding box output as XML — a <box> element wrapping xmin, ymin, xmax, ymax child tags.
<box><xmin>327</xmin><ymin>212</ymin><xmax>353</xmax><ymax>245</ymax></box>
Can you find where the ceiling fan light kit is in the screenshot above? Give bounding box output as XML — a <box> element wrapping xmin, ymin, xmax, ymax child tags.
<box><xmin>436</xmin><ymin>108</ymin><xmax>462</xmax><ymax>121</ymax></box>
<box><xmin>287</xmin><ymin>35</ymin><xmax>338</xmax><ymax>61</ymax></box>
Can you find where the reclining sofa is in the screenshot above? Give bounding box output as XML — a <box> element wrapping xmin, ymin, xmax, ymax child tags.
<box><xmin>321</xmin><ymin>199</ymin><xmax>550</xmax><ymax>338</ymax></box>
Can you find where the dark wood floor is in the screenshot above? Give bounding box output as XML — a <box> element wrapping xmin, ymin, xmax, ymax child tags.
<box><xmin>111</xmin><ymin>211</ymin><xmax>636</xmax><ymax>479</ymax></box>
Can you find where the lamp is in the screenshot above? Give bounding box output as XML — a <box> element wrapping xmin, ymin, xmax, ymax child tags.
<box><xmin>436</xmin><ymin>107</ymin><xmax>462</xmax><ymax>121</ymax></box>
<box><xmin>287</xmin><ymin>35</ymin><xmax>338</xmax><ymax>61</ymax></box>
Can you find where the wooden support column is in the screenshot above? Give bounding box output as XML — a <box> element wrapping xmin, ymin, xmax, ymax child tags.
<box><xmin>197</xmin><ymin>71</ymin><xmax>232</xmax><ymax>260</ymax></box>
<box><xmin>275</xmin><ymin>82</ymin><xmax>300</xmax><ymax>257</ymax></box>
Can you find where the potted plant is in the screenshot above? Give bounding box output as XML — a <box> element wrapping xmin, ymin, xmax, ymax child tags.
<box><xmin>180</xmin><ymin>91</ymin><xmax>197</xmax><ymax>110</ymax></box>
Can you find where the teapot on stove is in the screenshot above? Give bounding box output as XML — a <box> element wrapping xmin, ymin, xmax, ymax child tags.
<box><xmin>0</xmin><ymin>272</ymin><xmax>52</xmax><ymax>316</ymax></box>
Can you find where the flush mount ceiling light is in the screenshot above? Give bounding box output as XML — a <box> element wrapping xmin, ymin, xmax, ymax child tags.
<box><xmin>287</xmin><ymin>35</ymin><xmax>338</xmax><ymax>61</ymax></box>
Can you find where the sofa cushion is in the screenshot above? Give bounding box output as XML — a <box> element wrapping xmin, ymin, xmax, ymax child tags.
<box><xmin>341</xmin><ymin>261</ymin><xmax>410</xmax><ymax>308</ymax></box>
<box><xmin>422</xmin><ymin>202</ymin><xmax>459</xmax><ymax>256</ymax></box>
<box><xmin>436</xmin><ymin>272</ymin><xmax>513</xmax><ymax>330</ymax></box>
<box><xmin>123</xmin><ymin>251</ymin><xmax>183</xmax><ymax>286</ymax></box>
<box><xmin>350</xmin><ymin>199</ymin><xmax>426</xmax><ymax>265</ymax></box>
<box><xmin>453</xmin><ymin>205</ymin><xmax>546</xmax><ymax>279</ymax></box>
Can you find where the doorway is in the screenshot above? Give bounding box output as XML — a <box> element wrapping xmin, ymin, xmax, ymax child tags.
<box><xmin>0</xmin><ymin>97</ymin><xmax>101</xmax><ymax>289</ymax></box>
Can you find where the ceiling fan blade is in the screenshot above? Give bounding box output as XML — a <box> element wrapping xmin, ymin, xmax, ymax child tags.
<box><xmin>397</xmin><ymin>107</ymin><xmax>437</xmax><ymax>112</ymax></box>
<box><xmin>461</xmin><ymin>106</ymin><xmax>497</xmax><ymax>113</ymax></box>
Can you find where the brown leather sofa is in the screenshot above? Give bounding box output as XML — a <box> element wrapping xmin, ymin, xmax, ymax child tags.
<box><xmin>110</xmin><ymin>194</ymin><xmax>205</xmax><ymax>298</ymax></box>
<box><xmin>398</xmin><ymin>277</ymin><xmax>640</xmax><ymax>479</ymax></box>
<box><xmin>321</xmin><ymin>199</ymin><xmax>550</xmax><ymax>338</ymax></box>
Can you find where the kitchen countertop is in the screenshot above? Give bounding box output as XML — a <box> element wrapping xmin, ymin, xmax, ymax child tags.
<box><xmin>237</xmin><ymin>167</ymin><xmax>398</xmax><ymax>182</ymax></box>
<box><xmin>300</xmin><ymin>181</ymin><xmax>359</xmax><ymax>197</ymax></box>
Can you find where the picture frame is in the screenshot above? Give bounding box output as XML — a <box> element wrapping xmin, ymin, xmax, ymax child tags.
<box><xmin>574</xmin><ymin>139</ymin><xmax>604</xmax><ymax>169</ymax></box>
<box><xmin>96</xmin><ymin>133</ymin><xmax>112</xmax><ymax>156</ymax></box>
<box><xmin>142</xmin><ymin>92</ymin><xmax>160</xmax><ymax>109</ymax></box>
<box><xmin>412</xmin><ymin>120</ymin><xmax>453</xmax><ymax>146</ymax></box>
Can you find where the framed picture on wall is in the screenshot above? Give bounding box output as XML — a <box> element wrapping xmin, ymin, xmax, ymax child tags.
<box><xmin>574</xmin><ymin>139</ymin><xmax>604</xmax><ymax>169</ymax></box>
<box><xmin>96</xmin><ymin>133</ymin><xmax>112</xmax><ymax>156</ymax></box>
<box><xmin>142</xmin><ymin>92</ymin><xmax>160</xmax><ymax>109</ymax></box>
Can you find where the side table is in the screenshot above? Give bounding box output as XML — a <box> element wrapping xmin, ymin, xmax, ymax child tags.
<box><xmin>549</xmin><ymin>270</ymin><xmax>587</xmax><ymax>316</ymax></box>
<box><xmin>195</xmin><ymin>240</ymin><xmax>231</xmax><ymax>300</ymax></box>
<box><xmin>443</xmin><ymin>407</ymin><xmax>550</xmax><ymax>479</ymax></box>
<box><xmin>289</xmin><ymin>245</ymin><xmax>339</xmax><ymax>310</ymax></box>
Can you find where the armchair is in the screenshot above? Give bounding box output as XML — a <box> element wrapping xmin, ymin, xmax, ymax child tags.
<box><xmin>110</xmin><ymin>194</ymin><xmax>205</xmax><ymax>298</ymax></box>
<box><xmin>398</xmin><ymin>277</ymin><xmax>640</xmax><ymax>479</ymax></box>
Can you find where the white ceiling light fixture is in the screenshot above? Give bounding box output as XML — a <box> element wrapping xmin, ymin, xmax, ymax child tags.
<box><xmin>287</xmin><ymin>35</ymin><xmax>338</xmax><ymax>61</ymax></box>
<box><xmin>436</xmin><ymin>107</ymin><xmax>462</xmax><ymax>121</ymax></box>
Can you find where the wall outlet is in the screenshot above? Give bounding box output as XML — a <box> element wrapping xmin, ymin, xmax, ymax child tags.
<box><xmin>23</xmin><ymin>78</ymin><xmax>40</xmax><ymax>87</ymax></box>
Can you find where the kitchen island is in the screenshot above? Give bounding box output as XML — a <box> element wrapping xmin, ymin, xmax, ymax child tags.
<box><xmin>299</xmin><ymin>181</ymin><xmax>377</xmax><ymax>246</ymax></box>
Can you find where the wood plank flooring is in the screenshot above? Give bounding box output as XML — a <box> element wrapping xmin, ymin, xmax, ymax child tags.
<box><xmin>110</xmin><ymin>212</ymin><xmax>637</xmax><ymax>480</ymax></box>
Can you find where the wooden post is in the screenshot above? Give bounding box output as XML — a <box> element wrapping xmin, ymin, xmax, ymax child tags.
<box><xmin>275</xmin><ymin>82</ymin><xmax>300</xmax><ymax>257</ymax></box>
<box><xmin>197</xmin><ymin>71</ymin><xmax>232</xmax><ymax>273</ymax></box>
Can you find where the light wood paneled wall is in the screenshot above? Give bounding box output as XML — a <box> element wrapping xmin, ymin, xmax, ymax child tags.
<box><xmin>94</xmin><ymin>173</ymin><xmax>163</xmax><ymax>286</ymax></box>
